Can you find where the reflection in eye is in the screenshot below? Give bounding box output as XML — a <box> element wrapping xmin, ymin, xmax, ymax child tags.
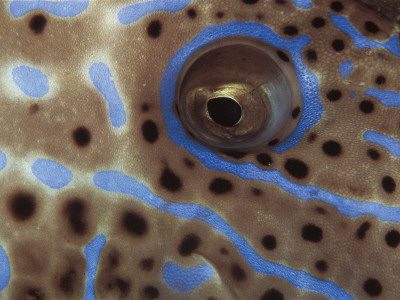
<box><xmin>174</xmin><ymin>36</ymin><xmax>302</xmax><ymax>152</ymax></box>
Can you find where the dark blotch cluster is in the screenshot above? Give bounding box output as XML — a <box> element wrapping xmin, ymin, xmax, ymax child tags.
<box><xmin>262</xmin><ymin>234</ymin><xmax>277</xmax><ymax>250</ymax></box>
<box><xmin>147</xmin><ymin>20</ymin><xmax>162</xmax><ymax>38</ymax></box>
<box><xmin>261</xmin><ymin>288</ymin><xmax>283</xmax><ymax>300</ymax></box>
<box><xmin>356</xmin><ymin>221</ymin><xmax>371</xmax><ymax>240</ymax></box>
<box><xmin>140</xmin><ymin>258</ymin><xmax>154</xmax><ymax>271</ymax></box>
<box><xmin>107</xmin><ymin>277</ymin><xmax>131</xmax><ymax>298</ymax></box>
<box><xmin>72</xmin><ymin>126</ymin><xmax>91</xmax><ymax>147</ymax></box>
<box><xmin>142</xmin><ymin>120</ymin><xmax>159</xmax><ymax>143</ymax></box>
<box><xmin>143</xmin><ymin>285</ymin><xmax>159</xmax><ymax>298</ymax></box>
<box><xmin>64</xmin><ymin>198</ymin><xmax>87</xmax><ymax>235</ymax></box>
<box><xmin>302</xmin><ymin>224</ymin><xmax>323</xmax><ymax>242</ymax></box>
<box><xmin>29</xmin><ymin>14</ymin><xmax>47</xmax><ymax>34</ymax></box>
<box><xmin>284</xmin><ymin>158</ymin><xmax>308</xmax><ymax>179</ymax></box>
<box><xmin>209</xmin><ymin>178</ymin><xmax>233</xmax><ymax>194</ymax></box>
<box><xmin>179</xmin><ymin>233</ymin><xmax>201</xmax><ymax>256</ymax></box>
<box><xmin>9</xmin><ymin>191</ymin><xmax>36</xmax><ymax>221</ymax></box>
<box><xmin>59</xmin><ymin>269</ymin><xmax>76</xmax><ymax>295</ymax></box>
<box><xmin>122</xmin><ymin>211</ymin><xmax>148</xmax><ymax>236</ymax></box>
<box><xmin>160</xmin><ymin>167</ymin><xmax>182</xmax><ymax>192</ymax></box>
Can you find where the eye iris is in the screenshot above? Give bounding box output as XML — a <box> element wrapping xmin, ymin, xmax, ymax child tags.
<box><xmin>207</xmin><ymin>97</ymin><xmax>242</xmax><ymax>127</ymax></box>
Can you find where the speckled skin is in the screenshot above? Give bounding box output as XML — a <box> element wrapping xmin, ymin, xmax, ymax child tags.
<box><xmin>0</xmin><ymin>0</ymin><xmax>400</xmax><ymax>299</ymax></box>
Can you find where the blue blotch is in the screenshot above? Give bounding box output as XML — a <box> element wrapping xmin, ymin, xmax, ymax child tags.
<box><xmin>364</xmin><ymin>131</ymin><xmax>400</xmax><ymax>157</ymax></box>
<box><xmin>9</xmin><ymin>0</ymin><xmax>89</xmax><ymax>18</ymax></box>
<box><xmin>161</xmin><ymin>22</ymin><xmax>321</xmax><ymax>153</ymax></box>
<box><xmin>118</xmin><ymin>0</ymin><xmax>191</xmax><ymax>25</ymax></box>
<box><xmin>329</xmin><ymin>13</ymin><xmax>400</xmax><ymax>56</ymax></box>
<box><xmin>89</xmin><ymin>63</ymin><xmax>126</xmax><ymax>128</ymax></box>
<box><xmin>0</xmin><ymin>246</ymin><xmax>10</xmax><ymax>291</ymax></box>
<box><xmin>163</xmin><ymin>262</ymin><xmax>214</xmax><ymax>292</ymax></box>
<box><xmin>84</xmin><ymin>235</ymin><xmax>106</xmax><ymax>300</ymax></box>
<box><xmin>93</xmin><ymin>171</ymin><xmax>354</xmax><ymax>300</ymax></box>
<box><xmin>365</xmin><ymin>88</ymin><xmax>400</xmax><ymax>107</ymax></box>
<box><xmin>338</xmin><ymin>60</ymin><xmax>353</xmax><ymax>78</ymax></box>
<box><xmin>350</xmin><ymin>92</ymin><xmax>356</xmax><ymax>98</ymax></box>
<box><xmin>291</xmin><ymin>0</ymin><xmax>312</xmax><ymax>9</ymax></box>
<box><xmin>0</xmin><ymin>151</ymin><xmax>6</xmax><ymax>171</ymax></box>
<box><xmin>12</xmin><ymin>66</ymin><xmax>49</xmax><ymax>98</ymax></box>
<box><xmin>31</xmin><ymin>159</ymin><xmax>73</xmax><ymax>189</ymax></box>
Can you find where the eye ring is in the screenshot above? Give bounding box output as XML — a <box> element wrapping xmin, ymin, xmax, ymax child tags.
<box><xmin>174</xmin><ymin>36</ymin><xmax>302</xmax><ymax>152</ymax></box>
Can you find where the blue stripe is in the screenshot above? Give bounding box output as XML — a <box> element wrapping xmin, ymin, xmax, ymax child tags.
<box><xmin>9</xmin><ymin>0</ymin><xmax>89</xmax><ymax>18</ymax></box>
<box><xmin>364</xmin><ymin>131</ymin><xmax>400</xmax><ymax>157</ymax></box>
<box><xmin>84</xmin><ymin>235</ymin><xmax>106</xmax><ymax>300</ymax></box>
<box><xmin>365</xmin><ymin>88</ymin><xmax>400</xmax><ymax>107</ymax></box>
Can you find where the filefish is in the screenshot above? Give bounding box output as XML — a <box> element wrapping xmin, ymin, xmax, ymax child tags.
<box><xmin>0</xmin><ymin>0</ymin><xmax>399</xmax><ymax>299</ymax></box>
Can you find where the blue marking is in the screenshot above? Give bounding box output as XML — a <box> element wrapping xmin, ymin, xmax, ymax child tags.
<box><xmin>12</xmin><ymin>66</ymin><xmax>49</xmax><ymax>98</ymax></box>
<box><xmin>0</xmin><ymin>151</ymin><xmax>6</xmax><ymax>171</ymax></box>
<box><xmin>118</xmin><ymin>0</ymin><xmax>191</xmax><ymax>25</ymax></box>
<box><xmin>9</xmin><ymin>0</ymin><xmax>89</xmax><ymax>18</ymax></box>
<box><xmin>364</xmin><ymin>131</ymin><xmax>400</xmax><ymax>157</ymax></box>
<box><xmin>329</xmin><ymin>13</ymin><xmax>400</xmax><ymax>56</ymax></box>
<box><xmin>93</xmin><ymin>171</ymin><xmax>353</xmax><ymax>300</ymax></box>
<box><xmin>31</xmin><ymin>159</ymin><xmax>73</xmax><ymax>189</ymax></box>
<box><xmin>291</xmin><ymin>0</ymin><xmax>312</xmax><ymax>9</ymax></box>
<box><xmin>162</xmin><ymin>262</ymin><xmax>214</xmax><ymax>292</ymax></box>
<box><xmin>350</xmin><ymin>92</ymin><xmax>356</xmax><ymax>98</ymax></box>
<box><xmin>89</xmin><ymin>63</ymin><xmax>126</xmax><ymax>128</ymax></box>
<box><xmin>84</xmin><ymin>235</ymin><xmax>106</xmax><ymax>300</ymax></box>
<box><xmin>0</xmin><ymin>246</ymin><xmax>10</xmax><ymax>291</ymax></box>
<box><xmin>161</xmin><ymin>22</ymin><xmax>322</xmax><ymax>153</ymax></box>
<box><xmin>365</xmin><ymin>88</ymin><xmax>400</xmax><ymax>107</ymax></box>
<box><xmin>338</xmin><ymin>60</ymin><xmax>352</xmax><ymax>78</ymax></box>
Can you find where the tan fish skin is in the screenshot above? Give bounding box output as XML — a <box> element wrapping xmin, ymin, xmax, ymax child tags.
<box><xmin>0</xmin><ymin>0</ymin><xmax>400</xmax><ymax>299</ymax></box>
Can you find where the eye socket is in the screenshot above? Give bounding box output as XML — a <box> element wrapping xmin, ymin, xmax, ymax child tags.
<box><xmin>175</xmin><ymin>36</ymin><xmax>302</xmax><ymax>152</ymax></box>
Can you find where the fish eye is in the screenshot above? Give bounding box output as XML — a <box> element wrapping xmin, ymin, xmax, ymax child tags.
<box><xmin>174</xmin><ymin>36</ymin><xmax>302</xmax><ymax>152</ymax></box>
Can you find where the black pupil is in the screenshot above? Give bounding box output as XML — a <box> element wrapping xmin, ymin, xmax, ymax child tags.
<box><xmin>207</xmin><ymin>97</ymin><xmax>242</xmax><ymax>127</ymax></box>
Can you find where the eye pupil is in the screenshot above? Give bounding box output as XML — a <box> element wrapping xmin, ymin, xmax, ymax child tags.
<box><xmin>207</xmin><ymin>97</ymin><xmax>242</xmax><ymax>127</ymax></box>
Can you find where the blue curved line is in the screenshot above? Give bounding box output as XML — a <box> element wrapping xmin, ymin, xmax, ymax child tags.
<box><xmin>365</xmin><ymin>88</ymin><xmax>400</xmax><ymax>107</ymax></box>
<box><xmin>329</xmin><ymin>13</ymin><xmax>400</xmax><ymax>56</ymax></box>
<box><xmin>93</xmin><ymin>170</ymin><xmax>353</xmax><ymax>300</ymax></box>
<box><xmin>0</xmin><ymin>246</ymin><xmax>10</xmax><ymax>291</ymax></box>
<box><xmin>31</xmin><ymin>159</ymin><xmax>73</xmax><ymax>189</ymax></box>
<box><xmin>9</xmin><ymin>0</ymin><xmax>89</xmax><ymax>18</ymax></box>
<box><xmin>162</xmin><ymin>262</ymin><xmax>214</xmax><ymax>292</ymax></box>
<box><xmin>0</xmin><ymin>151</ymin><xmax>6</xmax><ymax>171</ymax></box>
<box><xmin>291</xmin><ymin>0</ymin><xmax>312</xmax><ymax>9</ymax></box>
<box><xmin>338</xmin><ymin>60</ymin><xmax>352</xmax><ymax>78</ymax></box>
<box><xmin>364</xmin><ymin>131</ymin><xmax>400</xmax><ymax>157</ymax></box>
<box><xmin>118</xmin><ymin>0</ymin><xmax>191</xmax><ymax>25</ymax></box>
<box><xmin>84</xmin><ymin>235</ymin><xmax>106</xmax><ymax>300</ymax></box>
<box><xmin>12</xmin><ymin>66</ymin><xmax>49</xmax><ymax>98</ymax></box>
<box><xmin>89</xmin><ymin>63</ymin><xmax>126</xmax><ymax>128</ymax></box>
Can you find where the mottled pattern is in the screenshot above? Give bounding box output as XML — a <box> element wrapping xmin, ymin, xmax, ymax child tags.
<box><xmin>0</xmin><ymin>0</ymin><xmax>400</xmax><ymax>299</ymax></box>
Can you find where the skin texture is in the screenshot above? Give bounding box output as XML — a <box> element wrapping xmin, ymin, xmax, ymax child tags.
<box><xmin>0</xmin><ymin>0</ymin><xmax>400</xmax><ymax>299</ymax></box>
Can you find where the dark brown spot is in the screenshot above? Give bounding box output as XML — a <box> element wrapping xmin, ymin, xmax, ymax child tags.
<box><xmin>59</xmin><ymin>269</ymin><xmax>76</xmax><ymax>294</ymax></box>
<box><xmin>72</xmin><ymin>126</ymin><xmax>91</xmax><ymax>147</ymax></box>
<box><xmin>315</xmin><ymin>207</ymin><xmax>327</xmax><ymax>215</ymax></box>
<box><xmin>183</xmin><ymin>158</ymin><xmax>194</xmax><ymax>168</ymax></box>
<box><xmin>122</xmin><ymin>211</ymin><xmax>148</xmax><ymax>236</ymax></box>
<box><xmin>209</xmin><ymin>178</ymin><xmax>233</xmax><ymax>194</ymax></box>
<box><xmin>160</xmin><ymin>167</ymin><xmax>182</xmax><ymax>192</ymax></box>
<box><xmin>363</xmin><ymin>278</ymin><xmax>382</xmax><ymax>296</ymax></box>
<box><xmin>292</xmin><ymin>106</ymin><xmax>301</xmax><ymax>118</ymax></box>
<box><xmin>262</xmin><ymin>235</ymin><xmax>277</xmax><ymax>250</ymax></box>
<box><xmin>261</xmin><ymin>288</ymin><xmax>283</xmax><ymax>300</ymax></box>
<box><xmin>367</xmin><ymin>149</ymin><xmax>380</xmax><ymax>160</ymax></box>
<box><xmin>284</xmin><ymin>158</ymin><xmax>308</xmax><ymax>179</ymax></box>
<box><xmin>8</xmin><ymin>191</ymin><xmax>36</xmax><ymax>221</ymax></box>
<box><xmin>63</xmin><ymin>198</ymin><xmax>87</xmax><ymax>235</ymax></box>
<box><xmin>27</xmin><ymin>288</ymin><xmax>43</xmax><ymax>300</ymax></box>
<box><xmin>356</xmin><ymin>221</ymin><xmax>371</xmax><ymax>240</ymax></box>
<box><xmin>385</xmin><ymin>230</ymin><xmax>400</xmax><ymax>248</ymax></box>
<box><xmin>326</xmin><ymin>89</ymin><xmax>342</xmax><ymax>101</ymax></box>
<box><xmin>216</xmin><ymin>12</ymin><xmax>224</xmax><ymax>18</ymax></box>
<box><xmin>268</xmin><ymin>139</ymin><xmax>279</xmax><ymax>146</ymax></box>
<box><xmin>331</xmin><ymin>39</ymin><xmax>344</xmax><ymax>52</ymax></box>
<box><xmin>107</xmin><ymin>277</ymin><xmax>131</xmax><ymax>298</ymax></box>
<box><xmin>143</xmin><ymin>285</ymin><xmax>159</xmax><ymax>298</ymax></box>
<box><xmin>308</xmin><ymin>132</ymin><xmax>317</xmax><ymax>142</ymax></box>
<box><xmin>147</xmin><ymin>20</ymin><xmax>162</xmax><ymax>38</ymax></box>
<box><xmin>220</xmin><ymin>247</ymin><xmax>229</xmax><ymax>255</ymax></box>
<box><xmin>187</xmin><ymin>8</ymin><xmax>197</xmax><ymax>18</ymax></box>
<box><xmin>312</xmin><ymin>17</ymin><xmax>325</xmax><ymax>28</ymax></box>
<box><xmin>179</xmin><ymin>233</ymin><xmax>201</xmax><ymax>256</ymax></box>
<box><xmin>140</xmin><ymin>258</ymin><xmax>154</xmax><ymax>271</ymax></box>
<box><xmin>141</xmin><ymin>103</ymin><xmax>150</xmax><ymax>112</ymax></box>
<box><xmin>315</xmin><ymin>260</ymin><xmax>327</xmax><ymax>272</ymax></box>
<box><xmin>107</xmin><ymin>250</ymin><xmax>120</xmax><ymax>269</ymax></box>
<box><xmin>375</xmin><ymin>75</ymin><xmax>386</xmax><ymax>85</ymax></box>
<box><xmin>302</xmin><ymin>224</ymin><xmax>323</xmax><ymax>242</ymax></box>
<box><xmin>231</xmin><ymin>263</ymin><xmax>246</xmax><ymax>282</ymax></box>
<box><xmin>359</xmin><ymin>100</ymin><xmax>374</xmax><ymax>113</ymax></box>
<box><xmin>276</xmin><ymin>50</ymin><xmax>290</xmax><ymax>62</ymax></box>
<box><xmin>322</xmin><ymin>140</ymin><xmax>342</xmax><ymax>156</ymax></box>
<box><xmin>252</xmin><ymin>188</ymin><xmax>262</xmax><ymax>196</ymax></box>
<box><xmin>257</xmin><ymin>153</ymin><xmax>272</xmax><ymax>166</ymax></box>
<box><xmin>330</xmin><ymin>1</ymin><xmax>343</xmax><ymax>12</ymax></box>
<box><xmin>306</xmin><ymin>49</ymin><xmax>317</xmax><ymax>61</ymax></box>
<box><xmin>221</xmin><ymin>151</ymin><xmax>247</xmax><ymax>159</ymax></box>
<box><xmin>242</xmin><ymin>0</ymin><xmax>258</xmax><ymax>4</ymax></box>
<box><xmin>29</xmin><ymin>14</ymin><xmax>47</xmax><ymax>34</ymax></box>
<box><xmin>365</xmin><ymin>21</ymin><xmax>380</xmax><ymax>33</ymax></box>
<box><xmin>142</xmin><ymin>120</ymin><xmax>159</xmax><ymax>143</ymax></box>
<box><xmin>283</xmin><ymin>26</ymin><xmax>298</xmax><ymax>36</ymax></box>
<box><xmin>382</xmin><ymin>176</ymin><xmax>396</xmax><ymax>194</ymax></box>
<box><xmin>29</xmin><ymin>103</ymin><xmax>39</xmax><ymax>114</ymax></box>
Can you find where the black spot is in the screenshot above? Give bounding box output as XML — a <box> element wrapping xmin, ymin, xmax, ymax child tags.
<box><xmin>175</xmin><ymin>104</ymin><xmax>180</xmax><ymax>117</ymax></box>
<box><xmin>72</xmin><ymin>126</ymin><xmax>91</xmax><ymax>147</ymax></box>
<box><xmin>143</xmin><ymin>286</ymin><xmax>159</xmax><ymax>298</ymax></box>
<box><xmin>107</xmin><ymin>277</ymin><xmax>131</xmax><ymax>298</ymax></box>
<box><xmin>252</xmin><ymin>188</ymin><xmax>262</xmax><ymax>196</ymax></box>
<box><xmin>179</xmin><ymin>233</ymin><xmax>201</xmax><ymax>256</ymax></box>
<box><xmin>160</xmin><ymin>167</ymin><xmax>182</xmax><ymax>192</ymax></box>
<box><xmin>187</xmin><ymin>8</ymin><xmax>197</xmax><ymax>18</ymax></box>
<box><xmin>306</xmin><ymin>49</ymin><xmax>317</xmax><ymax>61</ymax></box>
<box><xmin>261</xmin><ymin>288</ymin><xmax>283</xmax><ymax>300</ymax></box>
<box><xmin>312</xmin><ymin>17</ymin><xmax>325</xmax><ymax>28</ymax></box>
<box><xmin>64</xmin><ymin>198</ymin><xmax>87</xmax><ymax>235</ymax></box>
<box><xmin>27</xmin><ymin>288</ymin><xmax>43</xmax><ymax>300</ymax></box>
<box><xmin>308</xmin><ymin>132</ymin><xmax>317</xmax><ymax>142</ymax></box>
<box><xmin>330</xmin><ymin>1</ymin><xmax>343</xmax><ymax>12</ymax></box>
<box><xmin>276</xmin><ymin>50</ymin><xmax>290</xmax><ymax>62</ymax></box>
<box><xmin>292</xmin><ymin>106</ymin><xmax>301</xmax><ymax>119</ymax></box>
<box><xmin>326</xmin><ymin>89</ymin><xmax>342</xmax><ymax>101</ymax></box>
<box><xmin>216</xmin><ymin>12</ymin><xmax>224</xmax><ymax>18</ymax></box>
<box><xmin>312</xmin><ymin>261</ymin><xmax>328</xmax><ymax>275</ymax></box>
<box><xmin>107</xmin><ymin>251</ymin><xmax>120</xmax><ymax>269</ymax></box>
<box><xmin>256</xmin><ymin>153</ymin><xmax>272</xmax><ymax>166</ymax></box>
<box><xmin>207</xmin><ymin>97</ymin><xmax>242</xmax><ymax>127</ymax></box>
<box><xmin>268</xmin><ymin>139</ymin><xmax>279</xmax><ymax>146</ymax></box>
<box><xmin>359</xmin><ymin>100</ymin><xmax>374</xmax><ymax>113</ymax></box>
<box><xmin>147</xmin><ymin>20</ymin><xmax>162</xmax><ymax>38</ymax></box>
<box><xmin>59</xmin><ymin>269</ymin><xmax>76</xmax><ymax>294</ymax></box>
<box><xmin>256</xmin><ymin>13</ymin><xmax>264</xmax><ymax>20</ymax></box>
<box><xmin>140</xmin><ymin>258</ymin><xmax>154</xmax><ymax>271</ymax></box>
<box><xmin>122</xmin><ymin>211</ymin><xmax>148</xmax><ymax>236</ymax></box>
<box><xmin>363</xmin><ymin>278</ymin><xmax>382</xmax><ymax>297</ymax></box>
<box><xmin>242</xmin><ymin>0</ymin><xmax>258</xmax><ymax>4</ymax></box>
<box><xmin>221</xmin><ymin>151</ymin><xmax>247</xmax><ymax>159</ymax></box>
<box><xmin>29</xmin><ymin>14</ymin><xmax>47</xmax><ymax>34</ymax></box>
<box><xmin>142</xmin><ymin>120</ymin><xmax>159</xmax><ymax>143</ymax></box>
<box><xmin>141</xmin><ymin>103</ymin><xmax>150</xmax><ymax>112</ymax></box>
<box><xmin>9</xmin><ymin>191</ymin><xmax>36</xmax><ymax>221</ymax></box>
<box><xmin>302</xmin><ymin>224</ymin><xmax>323</xmax><ymax>242</ymax></box>
<box><xmin>231</xmin><ymin>263</ymin><xmax>246</xmax><ymax>282</ymax></box>
<box><xmin>367</xmin><ymin>149</ymin><xmax>380</xmax><ymax>160</ymax></box>
<box><xmin>283</xmin><ymin>26</ymin><xmax>298</xmax><ymax>36</ymax></box>
<box><xmin>220</xmin><ymin>247</ymin><xmax>229</xmax><ymax>255</ymax></box>
<box><xmin>385</xmin><ymin>230</ymin><xmax>400</xmax><ymax>248</ymax></box>
<box><xmin>275</xmin><ymin>0</ymin><xmax>286</xmax><ymax>4</ymax></box>
<box><xmin>375</xmin><ymin>75</ymin><xmax>386</xmax><ymax>85</ymax></box>
<box><xmin>331</xmin><ymin>39</ymin><xmax>344</xmax><ymax>51</ymax></box>
<box><xmin>322</xmin><ymin>140</ymin><xmax>342</xmax><ymax>156</ymax></box>
<box><xmin>284</xmin><ymin>158</ymin><xmax>308</xmax><ymax>179</ymax></box>
<box><xmin>183</xmin><ymin>158</ymin><xmax>194</xmax><ymax>168</ymax></box>
<box><xmin>356</xmin><ymin>221</ymin><xmax>371</xmax><ymax>240</ymax></box>
<box><xmin>209</xmin><ymin>178</ymin><xmax>233</xmax><ymax>194</ymax></box>
<box><xmin>262</xmin><ymin>235</ymin><xmax>277</xmax><ymax>250</ymax></box>
<box><xmin>315</xmin><ymin>207</ymin><xmax>327</xmax><ymax>214</ymax></box>
<box><xmin>381</xmin><ymin>176</ymin><xmax>396</xmax><ymax>194</ymax></box>
<box><xmin>365</xmin><ymin>21</ymin><xmax>380</xmax><ymax>33</ymax></box>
